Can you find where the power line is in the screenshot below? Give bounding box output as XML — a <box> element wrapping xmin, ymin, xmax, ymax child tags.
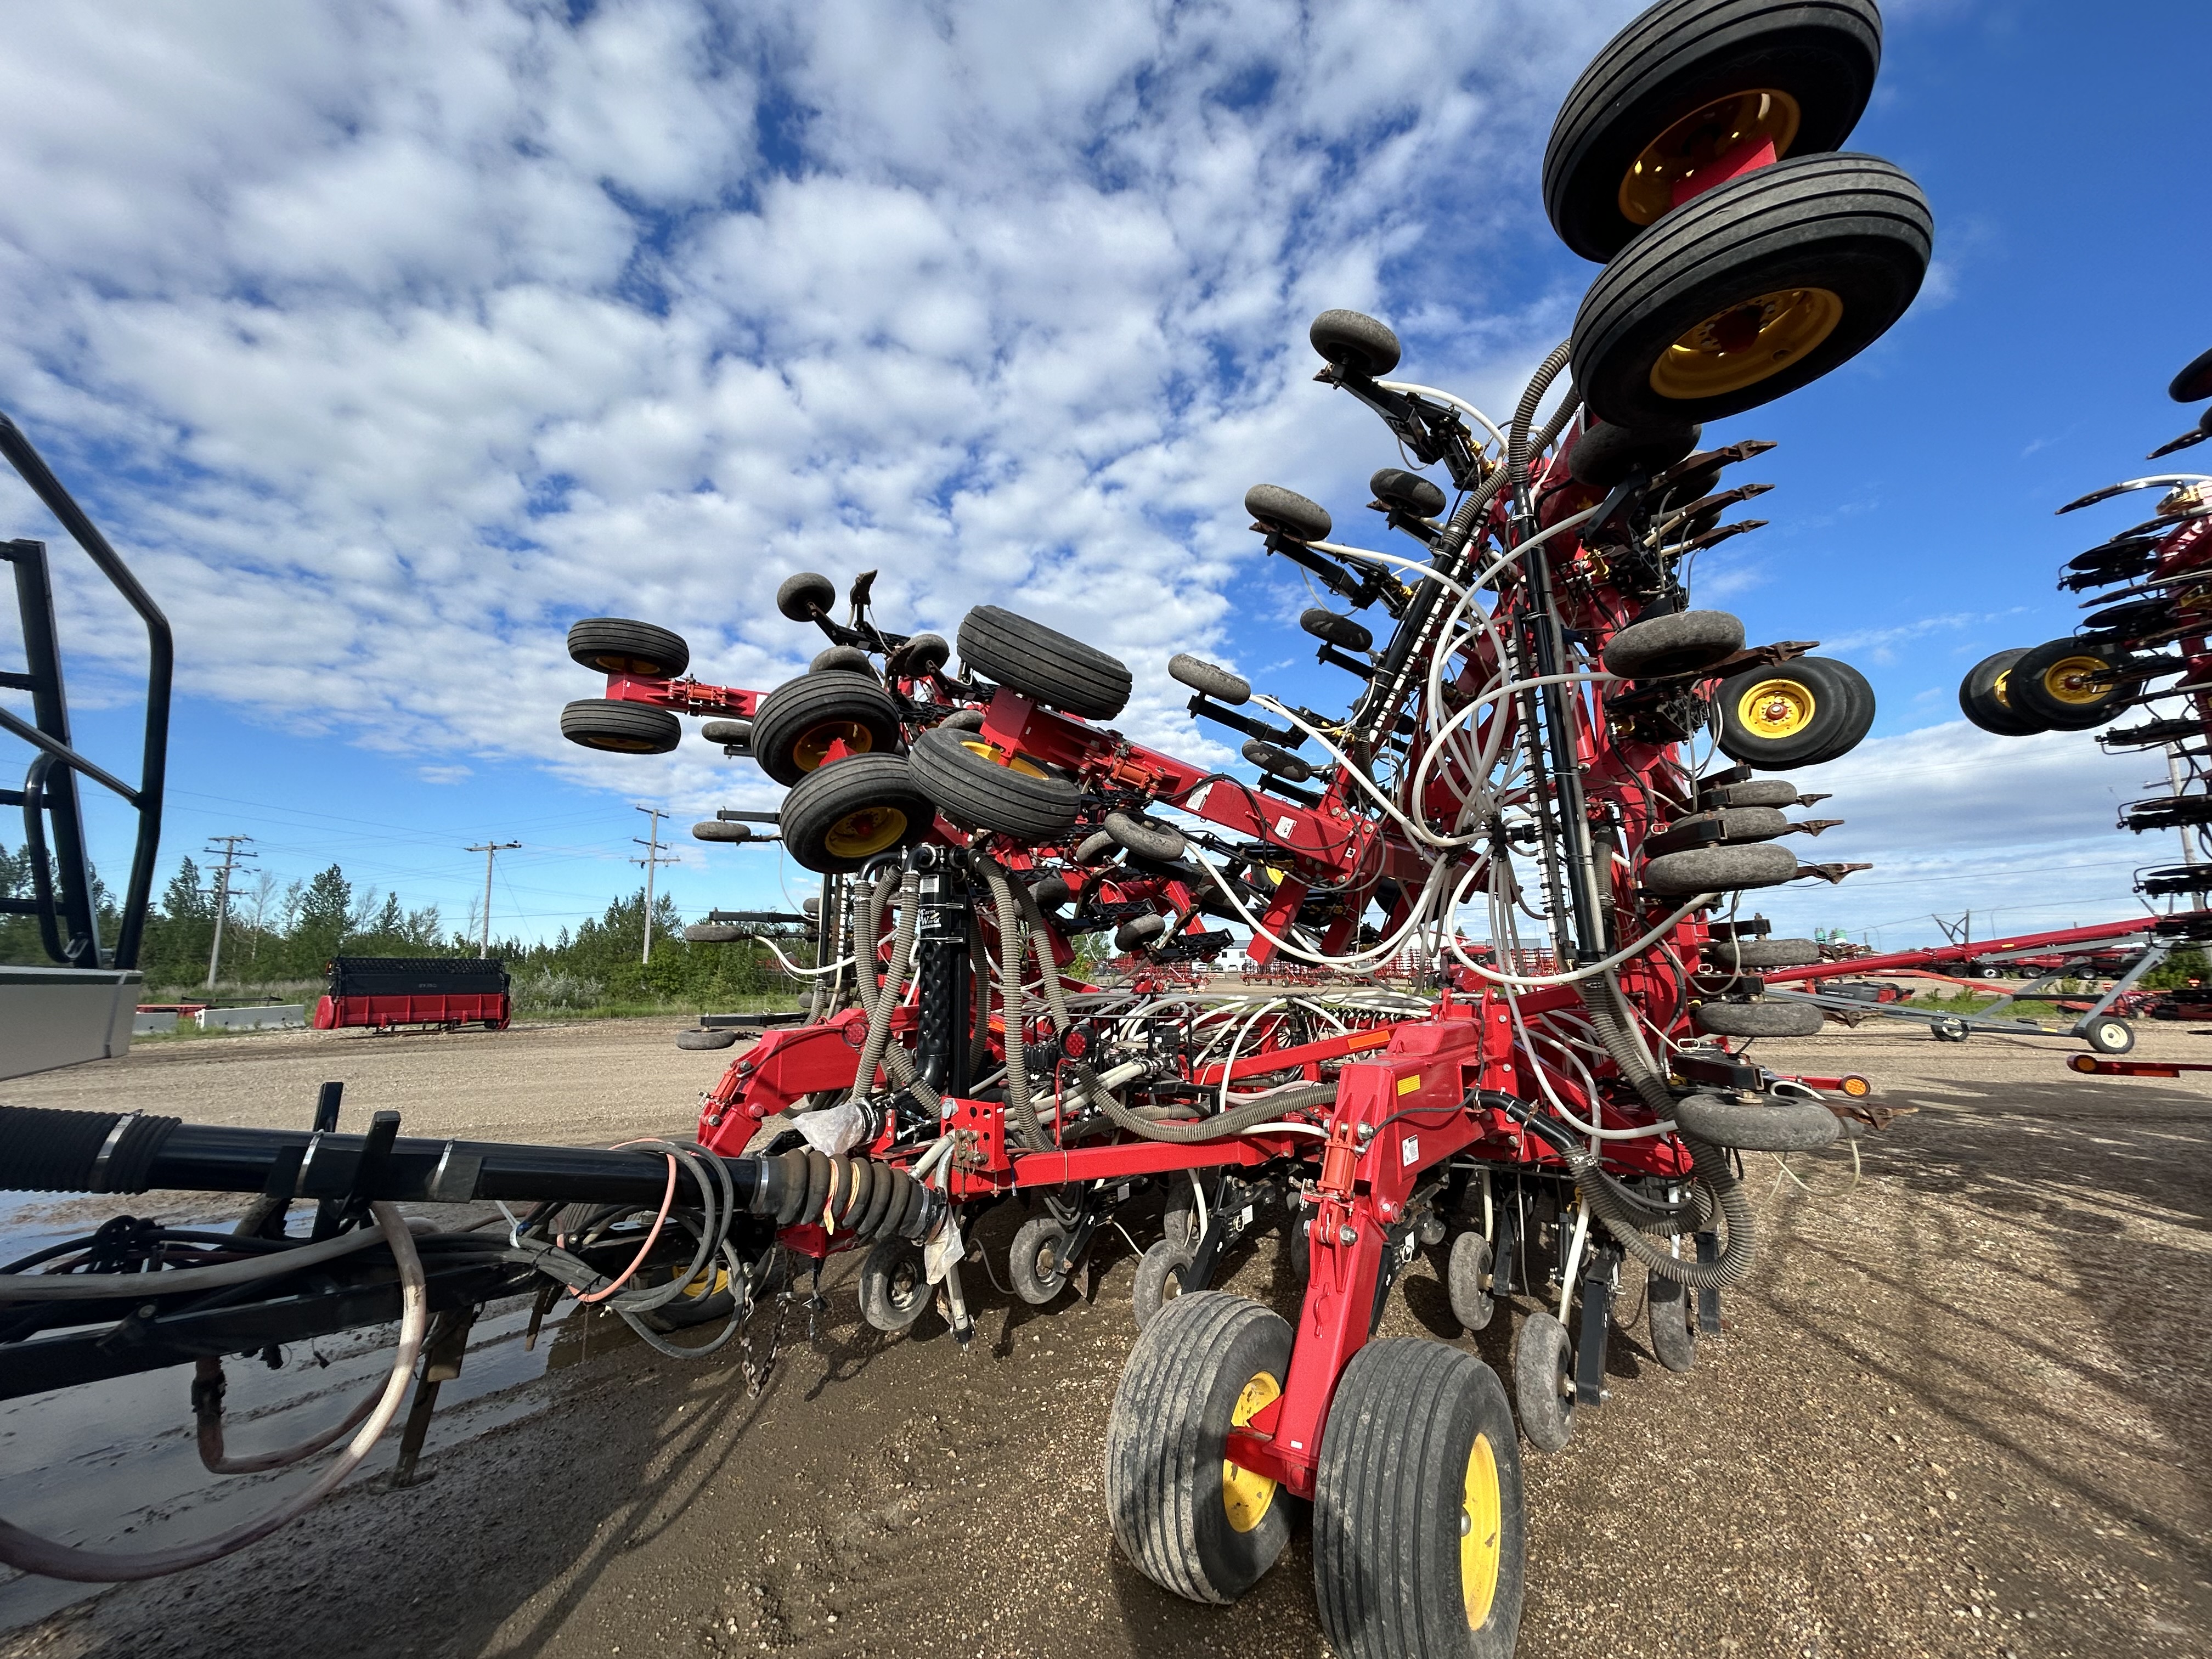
<box><xmin>202</xmin><ymin>834</ymin><xmax>256</xmax><ymax>990</ymax></box>
<box><xmin>631</xmin><ymin>805</ymin><xmax>679</xmax><ymax>964</ymax></box>
<box><xmin>464</xmin><ymin>840</ymin><xmax>521</xmax><ymax>955</ymax></box>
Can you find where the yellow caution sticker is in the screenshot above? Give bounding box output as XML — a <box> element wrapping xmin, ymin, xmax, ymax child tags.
<box><xmin>1396</xmin><ymin>1074</ymin><xmax>1421</xmax><ymax>1096</ymax></box>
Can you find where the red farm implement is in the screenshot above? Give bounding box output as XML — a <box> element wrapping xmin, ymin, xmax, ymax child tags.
<box><xmin>5</xmin><ymin>4</ymin><xmax>1934</xmax><ymax>1652</ymax></box>
<box><xmin>309</xmin><ymin>956</ymin><xmax>512</xmax><ymax>1034</ymax></box>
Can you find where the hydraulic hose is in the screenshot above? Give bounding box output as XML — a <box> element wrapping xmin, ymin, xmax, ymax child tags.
<box><xmin>1070</xmin><ymin>1064</ymin><xmax>1335</xmax><ymax>1144</ymax></box>
<box><xmin>979</xmin><ymin>858</ymin><xmax>1049</xmax><ymax>1150</ymax></box>
<box><xmin>1506</xmin><ymin>341</ymin><xmax>1572</xmax><ymax>503</ymax></box>
<box><xmin>1579</xmin><ymin>972</ymin><xmax>1756</xmax><ymax>1290</ymax></box>
<box><xmin>847</xmin><ymin>870</ymin><xmax>919</xmax><ymax>1110</ymax></box>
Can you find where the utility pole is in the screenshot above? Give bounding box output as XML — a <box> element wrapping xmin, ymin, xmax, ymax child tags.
<box><xmin>203</xmin><ymin>835</ymin><xmax>256</xmax><ymax>990</ymax></box>
<box><xmin>465</xmin><ymin>840</ymin><xmax>521</xmax><ymax>955</ymax></box>
<box><xmin>631</xmin><ymin>806</ymin><xmax>678</xmax><ymax>964</ymax></box>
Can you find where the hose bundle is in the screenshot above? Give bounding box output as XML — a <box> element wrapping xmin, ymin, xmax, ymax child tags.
<box><xmin>746</xmin><ymin>1148</ymin><xmax>938</xmax><ymax>1243</ymax></box>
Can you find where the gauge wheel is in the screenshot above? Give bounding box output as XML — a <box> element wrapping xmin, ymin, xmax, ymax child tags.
<box><xmin>560</xmin><ymin>698</ymin><xmax>681</xmax><ymax>755</ymax></box>
<box><xmin>858</xmin><ymin>1235</ymin><xmax>931</xmax><ymax>1334</ymax></box>
<box><xmin>1105</xmin><ymin>1292</ymin><xmax>1295</xmax><ymax>1604</ymax></box>
<box><xmin>2006</xmin><ymin>637</ymin><xmax>2130</xmax><ymax>732</ymax></box>
<box><xmin>778</xmin><ymin>754</ymin><xmax>935</xmax><ymax>874</ymax></box>
<box><xmin>908</xmin><ymin>725</ymin><xmax>1084</xmax><ymax>839</ymax></box>
<box><xmin>566</xmin><ymin>616</ymin><xmax>691</xmax><ymax>678</ymax></box>
<box><xmin>1313</xmin><ymin>1338</ymin><xmax>1527</xmax><ymax>1658</ymax></box>
<box><xmin>1957</xmin><ymin>648</ymin><xmax>2049</xmax><ymax>737</ymax></box>
<box><xmin>1713</xmin><ymin>654</ymin><xmax>1875</xmax><ymax>769</ymax></box>
<box><xmin>748</xmin><ymin>674</ymin><xmax>907</xmax><ymax>788</ymax></box>
<box><xmin>1009</xmin><ymin>1214</ymin><xmax>1073</xmax><ymax>1306</ymax></box>
<box><xmin>1647</xmin><ymin>1274</ymin><xmax>1698</xmax><ymax>1373</ymax></box>
<box><xmin>1571</xmin><ymin>153</ymin><xmax>1931</xmax><ymax>426</ymax></box>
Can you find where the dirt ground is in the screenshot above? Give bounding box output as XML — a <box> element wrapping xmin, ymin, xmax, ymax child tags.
<box><xmin>3</xmin><ymin>1014</ymin><xmax>2209</xmax><ymax>1659</ymax></box>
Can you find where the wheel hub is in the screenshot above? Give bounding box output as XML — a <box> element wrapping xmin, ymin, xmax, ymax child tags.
<box><xmin>825</xmin><ymin>805</ymin><xmax>909</xmax><ymax>858</ymax></box>
<box><xmin>1460</xmin><ymin>1431</ymin><xmax>1503</xmax><ymax>1628</ymax></box>
<box><xmin>1619</xmin><ymin>89</ymin><xmax>1801</xmax><ymax>226</ymax></box>
<box><xmin>1221</xmin><ymin>1370</ymin><xmax>1282</xmax><ymax>1533</ymax></box>
<box><xmin>1652</xmin><ymin>286</ymin><xmax>1844</xmax><ymax>399</ymax></box>
<box><xmin>1737</xmin><ymin>676</ymin><xmax>1816</xmax><ymax>739</ymax></box>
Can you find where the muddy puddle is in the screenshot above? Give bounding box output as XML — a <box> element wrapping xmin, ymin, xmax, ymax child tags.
<box><xmin>0</xmin><ymin>1195</ymin><xmax>647</xmax><ymax>1632</ymax></box>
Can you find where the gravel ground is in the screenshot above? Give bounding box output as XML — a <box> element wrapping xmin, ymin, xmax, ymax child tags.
<box><xmin>3</xmin><ymin>1015</ymin><xmax>2209</xmax><ymax>1659</ymax></box>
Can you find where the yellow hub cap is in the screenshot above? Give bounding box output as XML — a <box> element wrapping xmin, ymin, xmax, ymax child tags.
<box><xmin>1651</xmin><ymin>286</ymin><xmax>1844</xmax><ymax>400</ymax></box>
<box><xmin>824</xmin><ymin>805</ymin><xmax>909</xmax><ymax>858</ymax></box>
<box><xmin>2042</xmin><ymin>656</ymin><xmax>2110</xmax><ymax>706</ymax></box>
<box><xmin>1221</xmin><ymin>1370</ymin><xmax>1282</xmax><ymax>1533</ymax></box>
<box><xmin>1461</xmin><ymin>1431</ymin><xmax>1503</xmax><ymax>1629</ymax></box>
<box><xmin>1620</xmin><ymin>89</ymin><xmax>1801</xmax><ymax>227</ymax></box>
<box><xmin>960</xmin><ymin>738</ymin><xmax>1049</xmax><ymax>780</ymax></box>
<box><xmin>1737</xmin><ymin>677</ymin><xmax>1815</xmax><ymax>740</ymax></box>
<box><xmin>794</xmin><ymin>719</ymin><xmax>875</xmax><ymax>771</ymax></box>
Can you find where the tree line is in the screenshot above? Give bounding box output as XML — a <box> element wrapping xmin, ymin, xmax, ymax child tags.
<box><xmin>0</xmin><ymin>843</ymin><xmax>798</xmax><ymax>1012</ymax></box>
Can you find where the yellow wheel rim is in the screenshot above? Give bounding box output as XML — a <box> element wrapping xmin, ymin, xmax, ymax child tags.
<box><xmin>959</xmin><ymin>738</ymin><xmax>1049</xmax><ymax>780</ymax></box>
<box><xmin>2041</xmin><ymin>655</ymin><xmax>2110</xmax><ymax>707</ymax></box>
<box><xmin>1992</xmin><ymin>668</ymin><xmax>2016</xmax><ymax>710</ymax></box>
<box><xmin>824</xmin><ymin>805</ymin><xmax>909</xmax><ymax>859</ymax></box>
<box><xmin>1619</xmin><ymin>89</ymin><xmax>1801</xmax><ymax>227</ymax></box>
<box><xmin>1650</xmin><ymin>286</ymin><xmax>1844</xmax><ymax>400</ymax></box>
<box><xmin>1461</xmin><ymin>1431</ymin><xmax>1503</xmax><ymax>1629</ymax></box>
<box><xmin>793</xmin><ymin>719</ymin><xmax>875</xmax><ymax>771</ymax></box>
<box><xmin>676</xmin><ymin>1265</ymin><xmax>729</xmax><ymax>1301</ymax></box>
<box><xmin>1737</xmin><ymin>677</ymin><xmax>1815</xmax><ymax>740</ymax></box>
<box><xmin>590</xmin><ymin>733</ymin><xmax>662</xmax><ymax>753</ymax></box>
<box><xmin>1221</xmin><ymin>1370</ymin><xmax>1282</xmax><ymax>1533</ymax></box>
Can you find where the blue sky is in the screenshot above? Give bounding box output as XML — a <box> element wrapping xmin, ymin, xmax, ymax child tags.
<box><xmin>4</xmin><ymin>0</ymin><xmax>2208</xmax><ymax>954</ymax></box>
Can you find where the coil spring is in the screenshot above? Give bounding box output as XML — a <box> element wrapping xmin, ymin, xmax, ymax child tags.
<box><xmin>751</xmin><ymin>1150</ymin><xmax>935</xmax><ymax>1242</ymax></box>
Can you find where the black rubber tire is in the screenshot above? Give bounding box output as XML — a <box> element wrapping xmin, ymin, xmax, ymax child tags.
<box><xmin>1163</xmin><ymin>1180</ymin><xmax>1200</xmax><ymax>1251</ymax></box>
<box><xmin>1671</xmin><ymin>1088</ymin><xmax>1839</xmax><ymax>1149</ymax></box>
<box><xmin>1106</xmin><ymin>811</ymin><xmax>1187</xmax><ymax>862</ymax></box>
<box><xmin>1301</xmin><ymin>608</ymin><xmax>1373</xmax><ymax>652</ymax></box>
<box><xmin>1131</xmin><ymin>1236</ymin><xmax>1197</xmax><ymax>1330</ymax></box>
<box><xmin>1029</xmin><ymin>874</ymin><xmax>1071</xmax><ymax>912</ymax></box>
<box><xmin>1643</xmin><ymin>841</ymin><xmax>1797</xmax><ymax>895</ymax></box>
<box><xmin>748</xmin><ymin>674</ymin><xmax>906</xmax><ymax>787</ymax></box>
<box><xmin>894</xmin><ymin>633</ymin><xmax>950</xmax><ymax>676</ymax></box>
<box><xmin>684</xmin><ymin>922</ymin><xmax>748</xmax><ymax>942</ymax></box>
<box><xmin>700</xmin><ymin>718</ymin><xmax>752</xmax><ymax>746</ymax></box>
<box><xmin>1242</xmin><ymin>740</ymin><xmax>1313</xmax><ymax>783</ymax></box>
<box><xmin>1448</xmin><ymin>1232</ymin><xmax>1496</xmax><ymax>1333</ymax></box>
<box><xmin>1662</xmin><ymin>804</ymin><xmax>1792</xmax><ymax>845</ymax></box>
<box><xmin>560</xmin><ymin>698</ymin><xmax>681</xmax><ymax>755</ymax></box>
<box><xmin>1170</xmin><ymin>654</ymin><xmax>1251</xmax><ymax>705</ymax></box>
<box><xmin>567</xmin><ymin>617</ymin><xmax>691</xmax><ymax>678</ymax></box>
<box><xmin>1958</xmin><ymin>648</ymin><xmax>2050</xmax><ymax>737</ymax></box>
<box><xmin>1703</xmin><ymin>777</ymin><xmax>1799</xmax><ymax>808</ymax></box>
<box><xmin>1116</xmin><ymin>914</ymin><xmax>1169</xmax><ymax>953</ymax></box>
<box><xmin>1569</xmin><ymin>419</ymin><xmax>1702</xmax><ymax>487</ymax></box>
<box><xmin>779</xmin><ymin>753</ymin><xmax>935</xmax><ymax>874</ymax></box>
<box><xmin>1543</xmin><ymin>0</ymin><xmax>1882</xmax><ymax>262</ymax></box>
<box><xmin>1107</xmin><ymin>1292</ymin><xmax>1296</xmax><ymax>1605</ymax></box>
<box><xmin>1009</xmin><ymin>1214</ymin><xmax>1072</xmax><ymax>1306</ymax></box>
<box><xmin>1690</xmin><ymin>998</ymin><xmax>1825</xmax><ymax>1039</ymax></box>
<box><xmin>2007</xmin><ymin>637</ymin><xmax>2129</xmax><ymax>732</ymax></box>
<box><xmin>1510</xmin><ymin>1312</ymin><xmax>1576</xmax><ymax>1453</ymax></box>
<box><xmin>1702</xmin><ymin>935</ymin><xmax>1820</xmax><ymax>970</ymax></box>
<box><xmin>858</xmin><ymin>1235</ymin><xmax>930</xmax><ymax>1333</ymax></box>
<box><xmin>2172</xmin><ymin>345</ymin><xmax>2212</xmax><ymax>404</ymax></box>
<box><xmin>1714</xmin><ymin>655</ymin><xmax>1875</xmax><ymax>769</ymax></box>
<box><xmin>1309</xmin><ymin>308</ymin><xmax>1401</xmax><ymax>377</ymax></box>
<box><xmin>1286</xmin><ymin>1215</ymin><xmax>1311</xmax><ymax>1284</ymax></box>
<box><xmin>776</xmin><ymin>571</ymin><xmax>837</xmax><ymax>622</ymax></box>
<box><xmin>1313</xmin><ymin>1338</ymin><xmax>1526</xmax><ymax>1659</ymax></box>
<box><xmin>692</xmin><ymin>821</ymin><xmax>752</xmax><ymax>843</ymax></box>
<box><xmin>1603</xmin><ymin>607</ymin><xmax>1744</xmax><ymax>678</ymax></box>
<box><xmin>1245</xmin><ymin>484</ymin><xmax>1333</xmax><ymax>544</ymax></box>
<box><xmin>909</xmin><ymin>726</ymin><xmax>1084</xmax><ymax>839</ymax></box>
<box><xmin>1571</xmin><ymin>153</ymin><xmax>1932</xmax><ymax>426</ymax></box>
<box><xmin>811</xmin><ymin>645</ymin><xmax>875</xmax><ymax>675</ymax></box>
<box><xmin>1370</xmin><ymin>466</ymin><xmax>1447</xmax><ymax>517</ymax></box>
<box><xmin>956</xmin><ymin>605</ymin><xmax>1132</xmax><ymax>720</ymax></box>
<box><xmin>1647</xmin><ymin>1274</ymin><xmax>1697</xmax><ymax>1373</ymax></box>
<box><xmin>2083</xmin><ymin>1016</ymin><xmax>2135</xmax><ymax>1056</ymax></box>
<box><xmin>675</xmin><ymin>1027</ymin><xmax>741</xmax><ymax>1051</ymax></box>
